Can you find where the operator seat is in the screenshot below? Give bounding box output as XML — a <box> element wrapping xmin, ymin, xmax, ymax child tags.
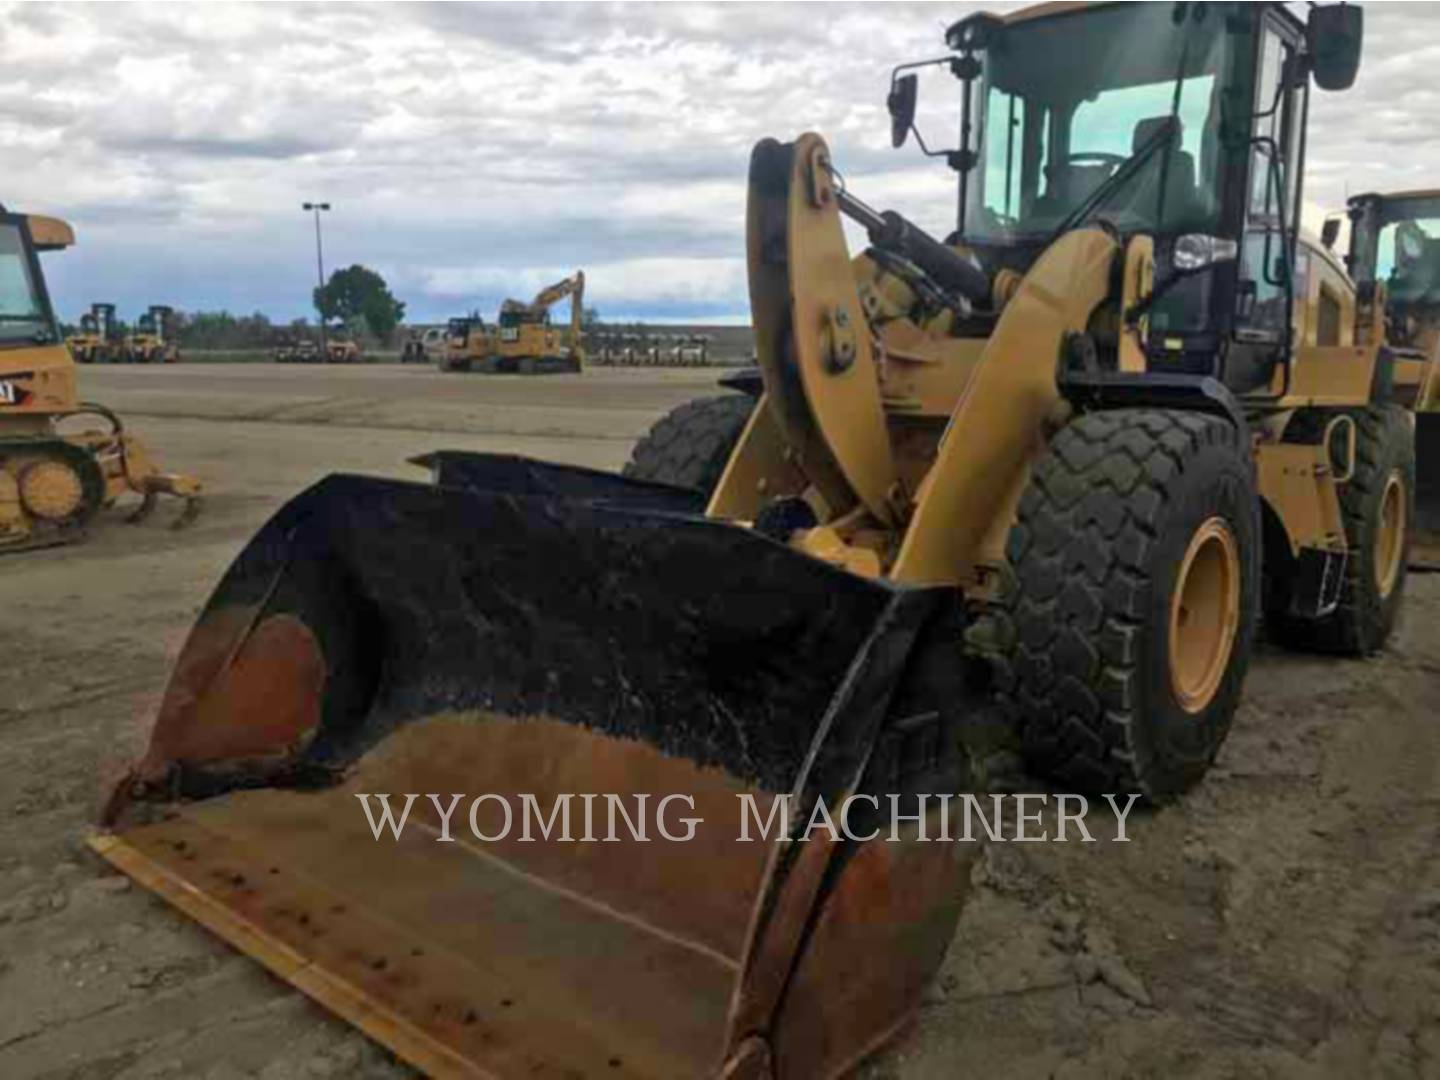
<box><xmin>1117</xmin><ymin>116</ymin><xmax>1199</xmax><ymax>225</ymax></box>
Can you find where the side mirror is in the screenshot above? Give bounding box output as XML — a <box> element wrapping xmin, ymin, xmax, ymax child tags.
<box><xmin>888</xmin><ymin>74</ymin><xmax>918</xmax><ymax>149</ymax></box>
<box><xmin>1307</xmin><ymin>3</ymin><xmax>1363</xmax><ymax>91</ymax></box>
<box><xmin>1320</xmin><ymin>216</ymin><xmax>1342</xmax><ymax>250</ymax></box>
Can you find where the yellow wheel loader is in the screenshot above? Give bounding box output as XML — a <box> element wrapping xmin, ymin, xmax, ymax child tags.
<box><xmin>1</xmin><ymin>210</ymin><xmax>201</xmax><ymax>551</ymax></box>
<box><xmin>1339</xmin><ymin>189</ymin><xmax>1440</xmax><ymax>567</ymax></box>
<box><xmin>65</xmin><ymin>301</ymin><xmax>122</xmax><ymax>364</ymax></box>
<box><xmin>94</xmin><ymin>4</ymin><xmax>1410</xmax><ymax>1077</ymax></box>
<box><xmin>126</xmin><ymin>304</ymin><xmax>181</xmax><ymax>363</ymax></box>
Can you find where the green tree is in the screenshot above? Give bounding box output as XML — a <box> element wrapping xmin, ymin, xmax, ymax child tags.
<box><xmin>313</xmin><ymin>265</ymin><xmax>406</xmax><ymax>344</ymax></box>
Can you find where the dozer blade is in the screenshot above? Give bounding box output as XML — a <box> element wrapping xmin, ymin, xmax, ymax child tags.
<box><xmin>92</xmin><ymin>453</ymin><xmax>981</xmax><ymax>1079</ymax></box>
<box><xmin>1414</xmin><ymin>413</ymin><xmax>1440</xmax><ymax>570</ymax></box>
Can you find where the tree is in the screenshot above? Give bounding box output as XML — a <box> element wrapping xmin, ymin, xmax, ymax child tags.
<box><xmin>313</xmin><ymin>264</ymin><xmax>406</xmax><ymax>344</ymax></box>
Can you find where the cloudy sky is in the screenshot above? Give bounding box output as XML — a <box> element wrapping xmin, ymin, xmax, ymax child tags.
<box><xmin>4</xmin><ymin>1</ymin><xmax>1439</xmax><ymax>326</ymax></box>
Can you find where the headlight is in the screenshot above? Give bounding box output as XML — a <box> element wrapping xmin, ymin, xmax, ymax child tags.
<box><xmin>1173</xmin><ymin>234</ymin><xmax>1239</xmax><ymax>273</ymax></box>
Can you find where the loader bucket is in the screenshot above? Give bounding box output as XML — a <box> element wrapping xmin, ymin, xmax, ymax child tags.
<box><xmin>1414</xmin><ymin>413</ymin><xmax>1440</xmax><ymax>570</ymax></box>
<box><xmin>92</xmin><ymin>454</ymin><xmax>981</xmax><ymax>1078</ymax></box>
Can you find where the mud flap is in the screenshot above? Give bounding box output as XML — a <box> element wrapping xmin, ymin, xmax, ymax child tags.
<box><xmin>1414</xmin><ymin>413</ymin><xmax>1440</xmax><ymax>570</ymax></box>
<box><xmin>93</xmin><ymin>454</ymin><xmax>980</xmax><ymax>1078</ymax></box>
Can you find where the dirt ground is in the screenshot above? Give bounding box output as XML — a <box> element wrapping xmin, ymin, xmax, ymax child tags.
<box><xmin>1</xmin><ymin>364</ymin><xmax>1437</xmax><ymax>1079</ymax></box>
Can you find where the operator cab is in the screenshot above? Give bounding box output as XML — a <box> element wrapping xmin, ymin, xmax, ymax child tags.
<box><xmin>447</xmin><ymin>315</ymin><xmax>484</xmax><ymax>345</ymax></box>
<box><xmin>887</xmin><ymin>1</ymin><xmax>1362</xmax><ymax>395</ymax></box>
<box><xmin>0</xmin><ymin>209</ymin><xmax>60</xmax><ymax>348</ymax></box>
<box><xmin>1346</xmin><ymin>191</ymin><xmax>1440</xmax><ymax>350</ymax></box>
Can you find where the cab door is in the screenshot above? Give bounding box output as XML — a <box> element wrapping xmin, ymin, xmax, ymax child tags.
<box><xmin>1233</xmin><ymin>12</ymin><xmax>1308</xmax><ymax>385</ymax></box>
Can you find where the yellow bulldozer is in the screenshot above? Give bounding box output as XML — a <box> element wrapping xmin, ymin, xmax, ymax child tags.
<box><xmin>94</xmin><ymin>4</ymin><xmax>1407</xmax><ymax>1076</ymax></box>
<box><xmin>438</xmin><ymin>313</ymin><xmax>493</xmax><ymax>372</ymax></box>
<box><xmin>125</xmin><ymin>304</ymin><xmax>181</xmax><ymax>363</ymax></box>
<box><xmin>65</xmin><ymin>301</ymin><xmax>123</xmax><ymax>364</ymax></box>
<box><xmin>323</xmin><ymin>324</ymin><xmax>363</xmax><ymax>364</ymax></box>
<box><xmin>441</xmin><ymin>272</ymin><xmax>586</xmax><ymax>374</ymax></box>
<box><xmin>1</xmin><ymin>210</ymin><xmax>201</xmax><ymax>551</ymax></box>
<box><xmin>1337</xmin><ymin>189</ymin><xmax>1440</xmax><ymax>565</ymax></box>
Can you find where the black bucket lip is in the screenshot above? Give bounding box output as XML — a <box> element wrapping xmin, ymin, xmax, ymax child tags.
<box><xmin>411</xmin><ymin>449</ymin><xmax>710</xmax><ymax>511</ymax></box>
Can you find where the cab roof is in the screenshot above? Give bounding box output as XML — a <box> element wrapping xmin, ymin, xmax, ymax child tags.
<box><xmin>24</xmin><ymin>215</ymin><xmax>75</xmax><ymax>251</ymax></box>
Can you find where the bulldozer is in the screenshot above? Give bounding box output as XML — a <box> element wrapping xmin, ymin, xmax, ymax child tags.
<box><xmin>323</xmin><ymin>324</ymin><xmax>363</xmax><ymax>364</ymax></box>
<box><xmin>442</xmin><ymin>272</ymin><xmax>586</xmax><ymax>374</ymax></box>
<box><xmin>126</xmin><ymin>304</ymin><xmax>181</xmax><ymax>364</ymax></box>
<box><xmin>65</xmin><ymin>302</ymin><xmax>123</xmax><ymax>364</ymax></box>
<box><xmin>1337</xmin><ymin>189</ymin><xmax>1440</xmax><ymax>565</ymax></box>
<box><xmin>1</xmin><ymin>210</ymin><xmax>201</xmax><ymax>551</ymax></box>
<box><xmin>438</xmin><ymin>313</ymin><xmax>493</xmax><ymax>372</ymax></box>
<box><xmin>93</xmin><ymin>4</ymin><xmax>1405</xmax><ymax>1077</ymax></box>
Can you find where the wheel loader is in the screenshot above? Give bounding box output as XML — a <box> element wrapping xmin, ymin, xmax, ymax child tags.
<box><xmin>442</xmin><ymin>272</ymin><xmax>587</xmax><ymax>374</ymax></box>
<box><xmin>93</xmin><ymin>4</ymin><xmax>1407</xmax><ymax>1077</ymax></box>
<box><xmin>126</xmin><ymin>304</ymin><xmax>180</xmax><ymax>363</ymax></box>
<box><xmin>0</xmin><ymin>210</ymin><xmax>201</xmax><ymax>551</ymax></box>
<box><xmin>1338</xmin><ymin>189</ymin><xmax>1440</xmax><ymax>566</ymax></box>
<box><xmin>65</xmin><ymin>301</ymin><xmax>122</xmax><ymax>364</ymax></box>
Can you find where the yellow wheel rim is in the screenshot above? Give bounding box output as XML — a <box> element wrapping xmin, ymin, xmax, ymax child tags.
<box><xmin>18</xmin><ymin>459</ymin><xmax>85</xmax><ymax>521</ymax></box>
<box><xmin>1169</xmin><ymin>517</ymin><xmax>1241</xmax><ymax>715</ymax></box>
<box><xmin>1374</xmin><ymin>471</ymin><xmax>1406</xmax><ymax>599</ymax></box>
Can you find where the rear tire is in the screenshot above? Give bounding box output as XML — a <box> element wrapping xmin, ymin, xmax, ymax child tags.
<box><xmin>1265</xmin><ymin>405</ymin><xmax>1413</xmax><ymax>655</ymax></box>
<box><xmin>623</xmin><ymin>394</ymin><xmax>754</xmax><ymax>496</ymax></box>
<box><xmin>1000</xmin><ymin>409</ymin><xmax>1259</xmax><ymax>802</ymax></box>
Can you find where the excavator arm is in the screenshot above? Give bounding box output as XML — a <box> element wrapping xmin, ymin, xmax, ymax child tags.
<box><xmin>517</xmin><ymin>270</ymin><xmax>586</xmax><ymax>366</ymax></box>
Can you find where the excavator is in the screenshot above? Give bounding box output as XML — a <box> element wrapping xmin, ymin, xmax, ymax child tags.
<box><xmin>441</xmin><ymin>272</ymin><xmax>586</xmax><ymax>374</ymax></box>
<box><xmin>94</xmin><ymin>4</ymin><xmax>1399</xmax><ymax>1077</ymax></box>
<box><xmin>125</xmin><ymin>304</ymin><xmax>181</xmax><ymax>364</ymax></box>
<box><xmin>65</xmin><ymin>302</ymin><xmax>122</xmax><ymax>364</ymax></box>
<box><xmin>494</xmin><ymin>270</ymin><xmax>585</xmax><ymax>373</ymax></box>
<box><xmin>1</xmin><ymin>211</ymin><xmax>201</xmax><ymax>551</ymax></box>
<box><xmin>1337</xmin><ymin>189</ymin><xmax>1440</xmax><ymax>566</ymax></box>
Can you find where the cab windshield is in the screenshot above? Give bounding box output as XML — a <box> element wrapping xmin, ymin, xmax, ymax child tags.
<box><xmin>1379</xmin><ymin>215</ymin><xmax>1440</xmax><ymax>305</ymax></box>
<box><xmin>0</xmin><ymin>223</ymin><xmax>54</xmax><ymax>345</ymax></box>
<box><xmin>965</xmin><ymin>2</ymin><xmax>1239</xmax><ymax>243</ymax></box>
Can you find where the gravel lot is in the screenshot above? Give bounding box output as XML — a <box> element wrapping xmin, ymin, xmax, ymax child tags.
<box><xmin>2</xmin><ymin>364</ymin><xmax>1437</xmax><ymax>1078</ymax></box>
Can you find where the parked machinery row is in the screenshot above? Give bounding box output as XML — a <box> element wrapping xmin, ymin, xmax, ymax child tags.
<box><xmin>588</xmin><ymin>330</ymin><xmax>714</xmax><ymax>366</ymax></box>
<box><xmin>271</xmin><ymin>324</ymin><xmax>363</xmax><ymax>363</ymax></box>
<box><xmin>66</xmin><ymin>303</ymin><xmax>179</xmax><ymax>364</ymax></box>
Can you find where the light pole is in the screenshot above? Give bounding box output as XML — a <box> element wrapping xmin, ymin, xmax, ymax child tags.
<box><xmin>303</xmin><ymin>201</ymin><xmax>330</xmax><ymax>355</ymax></box>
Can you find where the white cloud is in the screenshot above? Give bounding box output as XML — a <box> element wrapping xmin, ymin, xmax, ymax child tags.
<box><xmin>2</xmin><ymin>1</ymin><xmax>1435</xmax><ymax>324</ymax></box>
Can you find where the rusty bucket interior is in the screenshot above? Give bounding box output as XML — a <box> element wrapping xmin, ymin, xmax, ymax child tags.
<box><xmin>92</xmin><ymin>456</ymin><xmax>979</xmax><ymax>1079</ymax></box>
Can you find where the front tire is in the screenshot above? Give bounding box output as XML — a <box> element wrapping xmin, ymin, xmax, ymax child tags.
<box><xmin>1000</xmin><ymin>409</ymin><xmax>1259</xmax><ymax>802</ymax></box>
<box><xmin>623</xmin><ymin>394</ymin><xmax>754</xmax><ymax>497</ymax></box>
